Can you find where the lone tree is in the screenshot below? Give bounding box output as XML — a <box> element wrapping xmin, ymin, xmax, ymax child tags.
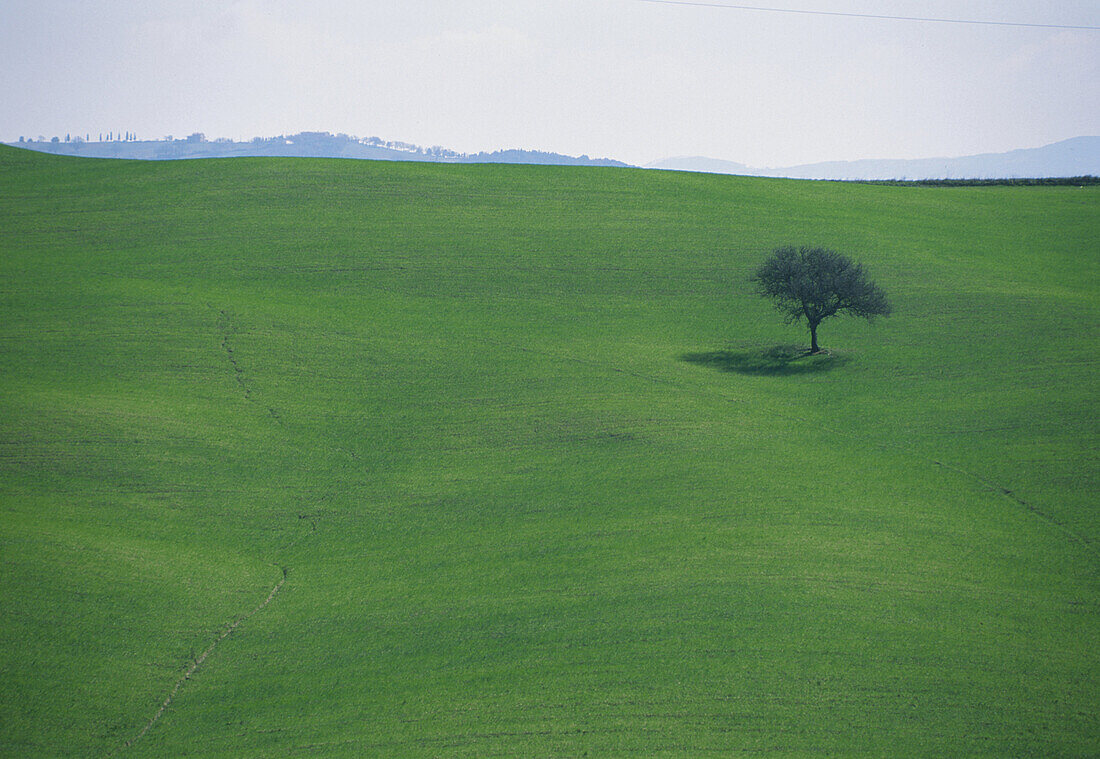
<box><xmin>751</xmin><ymin>246</ymin><xmax>891</xmax><ymax>353</ymax></box>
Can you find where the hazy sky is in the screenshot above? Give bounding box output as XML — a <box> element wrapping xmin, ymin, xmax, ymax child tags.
<box><xmin>2</xmin><ymin>0</ymin><xmax>1097</xmax><ymax>166</ymax></box>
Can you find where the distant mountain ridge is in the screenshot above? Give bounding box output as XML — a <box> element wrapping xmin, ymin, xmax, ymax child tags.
<box><xmin>649</xmin><ymin>137</ymin><xmax>1100</xmax><ymax>180</ymax></box>
<box><xmin>5</xmin><ymin>131</ymin><xmax>630</xmax><ymax>168</ymax></box>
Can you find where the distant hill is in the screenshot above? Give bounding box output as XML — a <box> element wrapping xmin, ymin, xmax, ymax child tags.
<box><xmin>5</xmin><ymin>131</ymin><xmax>631</xmax><ymax>168</ymax></box>
<box><xmin>15</xmin><ymin>132</ymin><xmax>1099</xmax><ymax>179</ymax></box>
<box><xmin>2</xmin><ymin>142</ymin><xmax>1098</xmax><ymax>757</ymax></box>
<box><xmin>649</xmin><ymin>137</ymin><xmax>1100</xmax><ymax>180</ymax></box>
<box><xmin>647</xmin><ymin>156</ymin><xmax>752</xmax><ymax>174</ymax></box>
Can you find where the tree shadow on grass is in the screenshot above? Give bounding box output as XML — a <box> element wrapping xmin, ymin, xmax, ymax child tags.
<box><xmin>680</xmin><ymin>344</ymin><xmax>850</xmax><ymax>376</ymax></box>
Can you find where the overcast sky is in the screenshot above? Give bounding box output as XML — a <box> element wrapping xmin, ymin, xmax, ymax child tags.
<box><xmin>2</xmin><ymin>0</ymin><xmax>1097</xmax><ymax>166</ymax></box>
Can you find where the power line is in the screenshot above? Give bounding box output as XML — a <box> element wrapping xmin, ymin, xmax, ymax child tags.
<box><xmin>635</xmin><ymin>0</ymin><xmax>1100</xmax><ymax>30</ymax></box>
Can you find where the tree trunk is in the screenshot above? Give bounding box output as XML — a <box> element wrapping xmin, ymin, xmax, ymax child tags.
<box><xmin>809</xmin><ymin>321</ymin><xmax>820</xmax><ymax>353</ymax></box>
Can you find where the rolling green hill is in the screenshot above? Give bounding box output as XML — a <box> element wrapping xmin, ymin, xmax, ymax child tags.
<box><xmin>1</xmin><ymin>145</ymin><xmax>1097</xmax><ymax>756</ymax></box>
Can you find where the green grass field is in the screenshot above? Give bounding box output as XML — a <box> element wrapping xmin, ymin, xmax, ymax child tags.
<box><xmin>1</xmin><ymin>144</ymin><xmax>1097</xmax><ymax>756</ymax></box>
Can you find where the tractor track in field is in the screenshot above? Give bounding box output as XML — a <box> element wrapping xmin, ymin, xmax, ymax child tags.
<box><xmin>473</xmin><ymin>334</ymin><xmax>1097</xmax><ymax>561</ymax></box>
<box><xmin>111</xmin><ymin>567</ymin><xmax>288</xmax><ymax>755</ymax></box>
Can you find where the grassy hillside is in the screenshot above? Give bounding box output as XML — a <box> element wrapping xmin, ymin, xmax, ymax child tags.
<box><xmin>1</xmin><ymin>145</ymin><xmax>1097</xmax><ymax>756</ymax></box>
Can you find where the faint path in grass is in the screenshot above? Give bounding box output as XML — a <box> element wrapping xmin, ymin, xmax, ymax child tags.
<box><xmin>678</xmin><ymin>342</ymin><xmax>1097</xmax><ymax>559</ymax></box>
<box><xmin>473</xmin><ymin>334</ymin><xmax>1097</xmax><ymax>562</ymax></box>
<box><xmin>109</xmin><ymin>308</ymin><xmax>310</xmax><ymax>755</ymax></box>
<box><xmin>216</xmin><ymin>307</ymin><xmax>282</xmax><ymax>423</ymax></box>
<box><xmin>931</xmin><ymin>460</ymin><xmax>1097</xmax><ymax>558</ymax></box>
<box><xmin>111</xmin><ymin>567</ymin><xmax>287</xmax><ymax>755</ymax></box>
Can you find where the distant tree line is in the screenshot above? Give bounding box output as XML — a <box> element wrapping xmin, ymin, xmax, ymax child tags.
<box><xmin>19</xmin><ymin>132</ymin><xmax>138</xmax><ymax>144</ymax></box>
<box><xmin>9</xmin><ymin>130</ymin><xmax>628</xmax><ymax>166</ymax></box>
<box><xmin>856</xmin><ymin>176</ymin><xmax>1099</xmax><ymax>187</ymax></box>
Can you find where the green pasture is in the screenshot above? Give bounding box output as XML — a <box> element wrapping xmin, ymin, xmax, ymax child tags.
<box><xmin>0</xmin><ymin>145</ymin><xmax>1097</xmax><ymax>755</ymax></box>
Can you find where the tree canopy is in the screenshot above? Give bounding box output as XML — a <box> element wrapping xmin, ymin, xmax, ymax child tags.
<box><xmin>751</xmin><ymin>246</ymin><xmax>891</xmax><ymax>353</ymax></box>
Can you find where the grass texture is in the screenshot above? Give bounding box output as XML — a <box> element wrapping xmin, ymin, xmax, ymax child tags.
<box><xmin>1</xmin><ymin>145</ymin><xmax>1097</xmax><ymax>756</ymax></box>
